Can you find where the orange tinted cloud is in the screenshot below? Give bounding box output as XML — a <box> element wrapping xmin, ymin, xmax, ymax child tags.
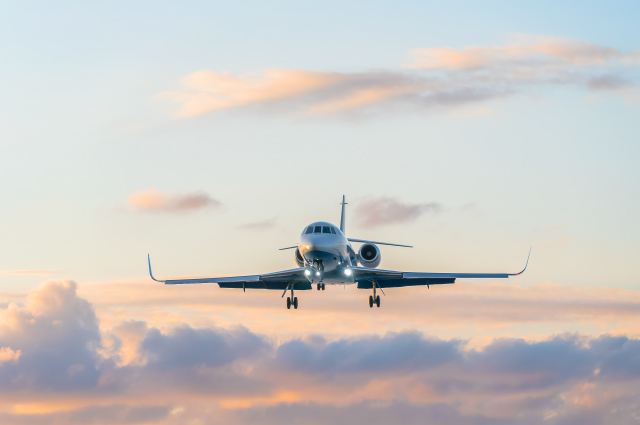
<box><xmin>411</xmin><ymin>36</ymin><xmax>625</xmax><ymax>70</ymax></box>
<box><xmin>156</xmin><ymin>69</ymin><xmax>341</xmax><ymax>117</ymax></box>
<box><xmin>157</xmin><ymin>36</ymin><xmax>640</xmax><ymax>118</ymax></box>
<box><xmin>127</xmin><ymin>188</ymin><xmax>222</xmax><ymax>213</ymax></box>
<box><xmin>3</xmin><ymin>280</ymin><xmax>640</xmax><ymax>424</ymax></box>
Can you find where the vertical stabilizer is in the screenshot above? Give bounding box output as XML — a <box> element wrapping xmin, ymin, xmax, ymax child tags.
<box><xmin>339</xmin><ymin>195</ymin><xmax>347</xmax><ymax>234</ymax></box>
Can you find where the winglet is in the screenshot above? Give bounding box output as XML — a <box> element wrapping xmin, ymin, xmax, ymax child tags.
<box><xmin>148</xmin><ymin>254</ymin><xmax>165</xmax><ymax>283</ymax></box>
<box><xmin>510</xmin><ymin>247</ymin><xmax>532</xmax><ymax>276</ymax></box>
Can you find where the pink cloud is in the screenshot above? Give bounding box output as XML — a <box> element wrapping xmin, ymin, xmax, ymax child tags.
<box><xmin>411</xmin><ymin>36</ymin><xmax>626</xmax><ymax>70</ymax></box>
<box><xmin>127</xmin><ymin>188</ymin><xmax>222</xmax><ymax>213</ymax></box>
<box><xmin>156</xmin><ymin>36</ymin><xmax>640</xmax><ymax>118</ymax></box>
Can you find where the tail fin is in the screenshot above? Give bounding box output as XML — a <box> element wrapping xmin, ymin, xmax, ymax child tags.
<box><xmin>340</xmin><ymin>195</ymin><xmax>347</xmax><ymax>234</ymax></box>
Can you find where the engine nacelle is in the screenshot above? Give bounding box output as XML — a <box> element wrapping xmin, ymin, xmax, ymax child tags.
<box><xmin>358</xmin><ymin>243</ymin><xmax>381</xmax><ymax>268</ymax></box>
<box><xmin>294</xmin><ymin>247</ymin><xmax>305</xmax><ymax>267</ymax></box>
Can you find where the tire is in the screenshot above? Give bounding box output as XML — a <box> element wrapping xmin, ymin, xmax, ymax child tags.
<box><xmin>321</xmin><ymin>283</ymin><xmax>325</xmax><ymax>290</ymax></box>
<box><xmin>369</xmin><ymin>295</ymin><xmax>373</xmax><ymax>308</ymax></box>
<box><xmin>293</xmin><ymin>297</ymin><xmax>298</xmax><ymax>309</ymax></box>
<box><xmin>376</xmin><ymin>295</ymin><xmax>380</xmax><ymax>308</ymax></box>
<box><xmin>286</xmin><ymin>297</ymin><xmax>291</xmax><ymax>309</ymax></box>
<box><xmin>317</xmin><ymin>284</ymin><xmax>320</xmax><ymax>290</ymax></box>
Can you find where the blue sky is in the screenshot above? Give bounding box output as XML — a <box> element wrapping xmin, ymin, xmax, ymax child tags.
<box><xmin>1</xmin><ymin>0</ymin><xmax>639</xmax><ymax>288</ymax></box>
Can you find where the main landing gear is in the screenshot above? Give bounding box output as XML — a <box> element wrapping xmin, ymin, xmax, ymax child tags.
<box><xmin>287</xmin><ymin>296</ymin><xmax>298</xmax><ymax>309</ymax></box>
<box><xmin>369</xmin><ymin>281</ymin><xmax>381</xmax><ymax>308</ymax></box>
<box><xmin>285</xmin><ymin>285</ymin><xmax>298</xmax><ymax>309</ymax></box>
<box><xmin>316</xmin><ymin>283</ymin><xmax>325</xmax><ymax>290</ymax></box>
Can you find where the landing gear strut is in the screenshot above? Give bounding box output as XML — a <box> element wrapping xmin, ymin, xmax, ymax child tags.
<box><xmin>369</xmin><ymin>281</ymin><xmax>381</xmax><ymax>308</ymax></box>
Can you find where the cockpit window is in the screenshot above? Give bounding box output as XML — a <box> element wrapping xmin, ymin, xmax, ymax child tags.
<box><xmin>305</xmin><ymin>227</ymin><xmax>314</xmax><ymax>234</ymax></box>
<box><xmin>323</xmin><ymin>226</ymin><xmax>331</xmax><ymax>233</ymax></box>
<box><xmin>330</xmin><ymin>227</ymin><xmax>336</xmax><ymax>234</ymax></box>
<box><xmin>314</xmin><ymin>226</ymin><xmax>322</xmax><ymax>233</ymax></box>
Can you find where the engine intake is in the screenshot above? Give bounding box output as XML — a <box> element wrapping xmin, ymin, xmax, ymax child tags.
<box><xmin>294</xmin><ymin>247</ymin><xmax>305</xmax><ymax>267</ymax></box>
<box><xmin>358</xmin><ymin>243</ymin><xmax>381</xmax><ymax>268</ymax></box>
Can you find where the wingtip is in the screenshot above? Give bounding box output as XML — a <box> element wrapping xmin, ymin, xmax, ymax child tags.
<box><xmin>513</xmin><ymin>246</ymin><xmax>532</xmax><ymax>276</ymax></box>
<box><xmin>147</xmin><ymin>254</ymin><xmax>164</xmax><ymax>283</ymax></box>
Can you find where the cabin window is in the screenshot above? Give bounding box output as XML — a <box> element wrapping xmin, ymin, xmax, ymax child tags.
<box><xmin>314</xmin><ymin>226</ymin><xmax>322</xmax><ymax>233</ymax></box>
<box><xmin>330</xmin><ymin>227</ymin><xmax>336</xmax><ymax>234</ymax></box>
<box><xmin>323</xmin><ymin>226</ymin><xmax>331</xmax><ymax>233</ymax></box>
<box><xmin>305</xmin><ymin>227</ymin><xmax>314</xmax><ymax>234</ymax></box>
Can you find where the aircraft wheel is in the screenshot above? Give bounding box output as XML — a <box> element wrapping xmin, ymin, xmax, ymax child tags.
<box><xmin>321</xmin><ymin>283</ymin><xmax>325</xmax><ymax>290</ymax></box>
<box><xmin>286</xmin><ymin>297</ymin><xmax>291</xmax><ymax>309</ymax></box>
<box><xmin>376</xmin><ymin>295</ymin><xmax>380</xmax><ymax>308</ymax></box>
<box><xmin>369</xmin><ymin>295</ymin><xmax>373</xmax><ymax>308</ymax></box>
<box><xmin>317</xmin><ymin>284</ymin><xmax>320</xmax><ymax>290</ymax></box>
<box><xmin>293</xmin><ymin>297</ymin><xmax>298</xmax><ymax>309</ymax></box>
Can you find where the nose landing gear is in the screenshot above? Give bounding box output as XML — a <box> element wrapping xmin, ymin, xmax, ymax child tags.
<box><xmin>316</xmin><ymin>283</ymin><xmax>325</xmax><ymax>290</ymax></box>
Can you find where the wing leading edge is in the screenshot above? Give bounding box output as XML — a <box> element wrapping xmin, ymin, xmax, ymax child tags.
<box><xmin>148</xmin><ymin>255</ymin><xmax>310</xmax><ymax>290</ymax></box>
<box><xmin>353</xmin><ymin>248</ymin><xmax>531</xmax><ymax>289</ymax></box>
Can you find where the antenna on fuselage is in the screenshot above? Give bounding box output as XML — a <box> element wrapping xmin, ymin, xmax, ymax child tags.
<box><xmin>340</xmin><ymin>195</ymin><xmax>347</xmax><ymax>235</ymax></box>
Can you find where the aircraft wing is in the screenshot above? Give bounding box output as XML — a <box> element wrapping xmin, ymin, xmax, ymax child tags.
<box><xmin>148</xmin><ymin>255</ymin><xmax>311</xmax><ymax>290</ymax></box>
<box><xmin>347</xmin><ymin>238</ymin><xmax>412</xmax><ymax>248</ymax></box>
<box><xmin>352</xmin><ymin>249</ymin><xmax>531</xmax><ymax>289</ymax></box>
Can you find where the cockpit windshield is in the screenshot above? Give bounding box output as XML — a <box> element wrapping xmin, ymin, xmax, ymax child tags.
<box><xmin>305</xmin><ymin>227</ymin><xmax>313</xmax><ymax>234</ymax></box>
<box><xmin>314</xmin><ymin>226</ymin><xmax>322</xmax><ymax>233</ymax></box>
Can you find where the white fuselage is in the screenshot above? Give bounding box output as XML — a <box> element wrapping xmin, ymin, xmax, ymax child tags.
<box><xmin>298</xmin><ymin>221</ymin><xmax>357</xmax><ymax>285</ymax></box>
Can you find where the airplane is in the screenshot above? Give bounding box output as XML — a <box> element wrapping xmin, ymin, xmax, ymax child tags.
<box><xmin>148</xmin><ymin>196</ymin><xmax>530</xmax><ymax>309</ymax></box>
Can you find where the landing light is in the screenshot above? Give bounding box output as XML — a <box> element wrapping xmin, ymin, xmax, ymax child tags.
<box><xmin>344</xmin><ymin>268</ymin><xmax>352</xmax><ymax>276</ymax></box>
<box><xmin>316</xmin><ymin>271</ymin><xmax>321</xmax><ymax>276</ymax></box>
<box><xmin>304</xmin><ymin>270</ymin><xmax>311</xmax><ymax>276</ymax></box>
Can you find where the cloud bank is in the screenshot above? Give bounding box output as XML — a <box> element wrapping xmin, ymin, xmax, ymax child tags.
<box><xmin>156</xmin><ymin>35</ymin><xmax>640</xmax><ymax>118</ymax></box>
<box><xmin>2</xmin><ymin>280</ymin><xmax>640</xmax><ymax>424</ymax></box>
<box><xmin>127</xmin><ymin>189</ymin><xmax>222</xmax><ymax>213</ymax></box>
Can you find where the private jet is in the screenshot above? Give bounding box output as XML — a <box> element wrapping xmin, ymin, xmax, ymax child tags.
<box><xmin>148</xmin><ymin>196</ymin><xmax>530</xmax><ymax>309</ymax></box>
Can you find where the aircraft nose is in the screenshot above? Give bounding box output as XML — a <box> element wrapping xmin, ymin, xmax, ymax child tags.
<box><xmin>301</xmin><ymin>234</ymin><xmax>336</xmax><ymax>253</ymax></box>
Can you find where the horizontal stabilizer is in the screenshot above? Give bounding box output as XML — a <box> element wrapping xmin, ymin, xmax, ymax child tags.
<box><xmin>279</xmin><ymin>245</ymin><xmax>298</xmax><ymax>250</ymax></box>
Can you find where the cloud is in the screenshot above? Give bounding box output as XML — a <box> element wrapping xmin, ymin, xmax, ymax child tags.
<box><xmin>410</xmin><ymin>35</ymin><xmax>625</xmax><ymax>70</ymax></box>
<box><xmin>4</xmin><ymin>279</ymin><xmax>640</xmax><ymax>424</ymax></box>
<box><xmin>0</xmin><ymin>347</ymin><xmax>20</xmax><ymax>364</ymax></box>
<box><xmin>0</xmin><ymin>280</ymin><xmax>103</xmax><ymax>392</ymax></box>
<box><xmin>127</xmin><ymin>188</ymin><xmax>222</xmax><ymax>213</ymax></box>
<box><xmin>586</xmin><ymin>75</ymin><xmax>632</xmax><ymax>91</ymax></box>
<box><xmin>140</xmin><ymin>325</ymin><xmax>269</xmax><ymax>370</ymax></box>
<box><xmin>156</xmin><ymin>36</ymin><xmax>640</xmax><ymax>118</ymax></box>
<box><xmin>355</xmin><ymin>197</ymin><xmax>442</xmax><ymax>227</ymax></box>
<box><xmin>0</xmin><ymin>405</ymin><xmax>170</xmax><ymax>425</ymax></box>
<box><xmin>274</xmin><ymin>332</ymin><xmax>461</xmax><ymax>375</ymax></box>
<box><xmin>237</xmin><ymin>218</ymin><xmax>278</xmax><ymax>231</ymax></box>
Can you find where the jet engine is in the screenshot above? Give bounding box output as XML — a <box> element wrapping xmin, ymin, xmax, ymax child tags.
<box><xmin>357</xmin><ymin>243</ymin><xmax>381</xmax><ymax>268</ymax></box>
<box><xmin>294</xmin><ymin>247</ymin><xmax>305</xmax><ymax>267</ymax></box>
